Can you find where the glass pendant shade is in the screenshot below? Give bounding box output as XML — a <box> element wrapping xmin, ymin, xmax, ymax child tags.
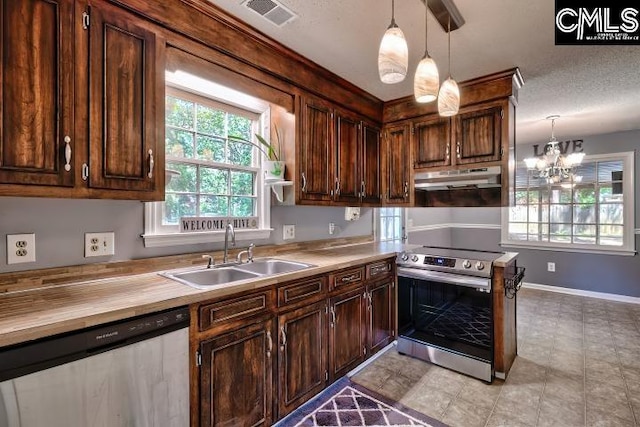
<box><xmin>414</xmin><ymin>56</ymin><xmax>439</xmax><ymax>103</ymax></box>
<box><xmin>378</xmin><ymin>25</ymin><xmax>408</xmax><ymax>84</ymax></box>
<box><xmin>437</xmin><ymin>77</ymin><xmax>460</xmax><ymax>116</ymax></box>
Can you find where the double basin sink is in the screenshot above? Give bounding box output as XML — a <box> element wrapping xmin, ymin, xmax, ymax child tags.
<box><xmin>160</xmin><ymin>258</ymin><xmax>315</xmax><ymax>289</ymax></box>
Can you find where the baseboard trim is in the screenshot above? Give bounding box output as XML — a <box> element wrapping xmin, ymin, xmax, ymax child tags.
<box><xmin>522</xmin><ymin>282</ymin><xmax>640</xmax><ymax>305</ymax></box>
<box><xmin>408</xmin><ymin>223</ymin><xmax>500</xmax><ymax>233</ymax></box>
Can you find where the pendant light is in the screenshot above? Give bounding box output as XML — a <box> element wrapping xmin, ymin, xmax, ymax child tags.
<box><xmin>378</xmin><ymin>0</ymin><xmax>408</xmax><ymax>84</ymax></box>
<box><xmin>438</xmin><ymin>17</ymin><xmax>460</xmax><ymax>116</ymax></box>
<box><xmin>413</xmin><ymin>1</ymin><xmax>439</xmax><ymax>103</ymax></box>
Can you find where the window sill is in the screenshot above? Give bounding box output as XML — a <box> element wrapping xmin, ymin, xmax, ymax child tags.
<box><xmin>500</xmin><ymin>241</ymin><xmax>636</xmax><ymax>256</ymax></box>
<box><xmin>143</xmin><ymin>228</ymin><xmax>272</xmax><ymax>248</ymax></box>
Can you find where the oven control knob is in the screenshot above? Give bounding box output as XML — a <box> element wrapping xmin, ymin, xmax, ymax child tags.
<box><xmin>401</xmin><ymin>253</ymin><xmax>409</xmax><ymax>262</ymax></box>
<box><xmin>475</xmin><ymin>262</ymin><xmax>485</xmax><ymax>270</ymax></box>
<box><xmin>462</xmin><ymin>260</ymin><xmax>471</xmax><ymax>269</ymax></box>
<box><xmin>411</xmin><ymin>255</ymin><xmax>419</xmax><ymax>262</ymax></box>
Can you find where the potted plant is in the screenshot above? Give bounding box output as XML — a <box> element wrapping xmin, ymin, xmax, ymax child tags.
<box><xmin>229</xmin><ymin>125</ymin><xmax>285</xmax><ymax>182</ymax></box>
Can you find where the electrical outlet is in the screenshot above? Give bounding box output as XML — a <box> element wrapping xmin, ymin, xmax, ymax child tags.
<box><xmin>283</xmin><ymin>225</ymin><xmax>295</xmax><ymax>240</ymax></box>
<box><xmin>7</xmin><ymin>234</ymin><xmax>36</xmax><ymax>264</ymax></box>
<box><xmin>329</xmin><ymin>222</ymin><xmax>335</xmax><ymax>235</ymax></box>
<box><xmin>547</xmin><ymin>262</ymin><xmax>555</xmax><ymax>272</ymax></box>
<box><xmin>85</xmin><ymin>232</ymin><xmax>115</xmax><ymax>257</ymax></box>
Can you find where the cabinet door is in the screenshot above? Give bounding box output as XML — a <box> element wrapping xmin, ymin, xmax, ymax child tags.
<box><xmin>329</xmin><ymin>289</ymin><xmax>366</xmax><ymax>380</ymax></box>
<box><xmin>333</xmin><ymin>111</ymin><xmax>360</xmax><ymax>204</ymax></box>
<box><xmin>382</xmin><ymin>123</ymin><xmax>411</xmax><ymax>205</ymax></box>
<box><xmin>88</xmin><ymin>1</ymin><xmax>162</xmax><ymax>196</ymax></box>
<box><xmin>367</xmin><ymin>279</ymin><xmax>395</xmax><ymax>355</ymax></box>
<box><xmin>200</xmin><ymin>320</ymin><xmax>274</xmax><ymax>427</ymax></box>
<box><xmin>277</xmin><ymin>300</ymin><xmax>327</xmax><ymax>417</ymax></box>
<box><xmin>298</xmin><ymin>96</ymin><xmax>333</xmax><ymax>203</ymax></box>
<box><xmin>453</xmin><ymin>100</ymin><xmax>504</xmax><ymax>166</ymax></box>
<box><xmin>0</xmin><ymin>0</ymin><xmax>74</xmax><ymax>187</ymax></box>
<box><xmin>361</xmin><ymin>122</ymin><xmax>381</xmax><ymax>205</ymax></box>
<box><xmin>413</xmin><ymin>116</ymin><xmax>451</xmax><ymax>169</ymax></box>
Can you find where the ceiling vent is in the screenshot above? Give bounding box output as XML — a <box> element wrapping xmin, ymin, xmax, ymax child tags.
<box><xmin>243</xmin><ymin>0</ymin><xmax>298</xmax><ymax>27</ymax></box>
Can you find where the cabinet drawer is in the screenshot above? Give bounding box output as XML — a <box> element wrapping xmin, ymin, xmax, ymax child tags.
<box><xmin>366</xmin><ymin>260</ymin><xmax>393</xmax><ymax>280</ymax></box>
<box><xmin>329</xmin><ymin>267</ymin><xmax>364</xmax><ymax>292</ymax></box>
<box><xmin>199</xmin><ymin>290</ymin><xmax>274</xmax><ymax>331</ymax></box>
<box><xmin>278</xmin><ymin>276</ymin><xmax>327</xmax><ymax>307</ymax></box>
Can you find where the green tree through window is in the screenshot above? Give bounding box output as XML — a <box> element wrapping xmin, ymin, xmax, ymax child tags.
<box><xmin>164</xmin><ymin>88</ymin><xmax>258</xmax><ymax>225</ymax></box>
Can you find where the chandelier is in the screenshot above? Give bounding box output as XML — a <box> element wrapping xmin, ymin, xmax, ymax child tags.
<box><xmin>377</xmin><ymin>0</ymin><xmax>462</xmax><ymax>115</ymax></box>
<box><xmin>524</xmin><ymin>116</ymin><xmax>585</xmax><ymax>184</ymax></box>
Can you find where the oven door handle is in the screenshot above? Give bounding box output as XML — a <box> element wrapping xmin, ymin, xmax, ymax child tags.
<box><xmin>397</xmin><ymin>267</ymin><xmax>491</xmax><ymax>291</ymax></box>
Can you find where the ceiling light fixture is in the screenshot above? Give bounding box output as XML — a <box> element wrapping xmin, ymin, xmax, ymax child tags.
<box><xmin>437</xmin><ymin>17</ymin><xmax>460</xmax><ymax>116</ymax></box>
<box><xmin>524</xmin><ymin>116</ymin><xmax>585</xmax><ymax>184</ymax></box>
<box><xmin>413</xmin><ymin>2</ymin><xmax>439</xmax><ymax>102</ymax></box>
<box><xmin>378</xmin><ymin>0</ymin><xmax>408</xmax><ymax>84</ymax></box>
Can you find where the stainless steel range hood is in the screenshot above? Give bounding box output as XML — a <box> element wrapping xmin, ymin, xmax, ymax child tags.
<box><xmin>414</xmin><ymin>166</ymin><xmax>502</xmax><ymax>191</ymax></box>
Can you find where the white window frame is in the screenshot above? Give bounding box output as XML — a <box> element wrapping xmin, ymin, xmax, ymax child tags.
<box><xmin>377</xmin><ymin>207</ymin><xmax>405</xmax><ymax>242</ymax></box>
<box><xmin>501</xmin><ymin>151</ymin><xmax>635</xmax><ymax>256</ymax></box>
<box><xmin>143</xmin><ymin>86</ymin><xmax>272</xmax><ymax>248</ymax></box>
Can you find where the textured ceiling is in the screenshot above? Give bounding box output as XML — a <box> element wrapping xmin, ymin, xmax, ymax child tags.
<box><xmin>208</xmin><ymin>0</ymin><xmax>640</xmax><ymax>145</ymax></box>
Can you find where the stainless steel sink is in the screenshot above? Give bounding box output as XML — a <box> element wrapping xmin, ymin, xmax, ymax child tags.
<box><xmin>160</xmin><ymin>258</ymin><xmax>315</xmax><ymax>289</ymax></box>
<box><xmin>235</xmin><ymin>258</ymin><xmax>314</xmax><ymax>275</ymax></box>
<box><xmin>160</xmin><ymin>267</ymin><xmax>262</xmax><ymax>289</ymax></box>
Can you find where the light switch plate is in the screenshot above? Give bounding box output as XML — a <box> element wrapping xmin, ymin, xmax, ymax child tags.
<box><xmin>85</xmin><ymin>232</ymin><xmax>115</xmax><ymax>257</ymax></box>
<box><xmin>7</xmin><ymin>233</ymin><xmax>36</xmax><ymax>264</ymax></box>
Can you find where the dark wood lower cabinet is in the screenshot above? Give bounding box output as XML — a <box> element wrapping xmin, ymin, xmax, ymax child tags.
<box><xmin>367</xmin><ymin>279</ymin><xmax>395</xmax><ymax>355</ymax></box>
<box><xmin>193</xmin><ymin>259</ymin><xmax>397</xmax><ymax>425</ymax></box>
<box><xmin>199</xmin><ymin>319</ymin><xmax>274</xmax><ymax>427</ymax></box>
<box><xmin>329</xmin><ymin>289</ymin><xmax>366</xmax><ymax>380</ymax></box>
<box><xmin>277</xmin><ymin>300</ymin><xmax>327</xmax><ymax>418</ymax></box>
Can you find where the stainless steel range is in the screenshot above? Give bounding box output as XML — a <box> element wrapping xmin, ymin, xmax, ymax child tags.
<box><xmin>396</xmin><ymin>246</ymin><xmax>505</xmax><ymax>382</ymax></box>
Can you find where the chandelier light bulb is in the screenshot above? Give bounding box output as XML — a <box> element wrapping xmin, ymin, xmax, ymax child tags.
<box><xmin>378</xmin><ymin>25</ymin><xmax>409</xmax><ymax>83</ymax></box>
<box><xmin>378</xmin><ymin>0</ymin><xmax>408</xmax><ymax>84</ymax></box>
<box><xmin>414</xmin><ymin>56</ymin><xmax>439</xmax><ymax>102</ymax></box>
<box><xmin>437</xmin><ymin>77</ymin><xmax>460</xmax><ymax>116</ymax></box>
<box><xmin>438</xmin><ymin>17</ymin><xmax>460</xmax><ymax>116</ymax></box>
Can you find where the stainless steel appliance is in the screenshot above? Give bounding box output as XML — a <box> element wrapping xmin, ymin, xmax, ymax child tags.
<box><xmin>396</xmin><ymin>246</ymin><xmax>504</xmax><ymax>382</ymax></box>
<box><xmin>413</xmin><ymin>166</ymin><xmax>502</xmax><ymax>191</ymax></box>
<box><xmin>0</xmin><ymin>307</ymin><xmax>190</xmax><ymax>427</ymax></box>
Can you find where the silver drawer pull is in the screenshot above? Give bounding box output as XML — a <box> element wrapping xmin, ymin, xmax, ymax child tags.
<box><xmin>280</xmin><ymin>326</ymin><xmax>287</xmax><ymax>351</ymax></box>
<box><xmin>64</xmin><ymin>136</ymin><xmax>72</xmax><ymax>172</ymax></box>
<box><xmin>147</xmin><ymin>149</ymin><xmax>154</xmax><ymax>179</ymax></box>
<box><xmin>266</xmin><ymin>330</ymin><xmax>273</xmax><ymax>358</ymax></box>
<box><xmin>340</xmin><ymin>274</ymin><xmax>358</xmax><ymax>283</ymax></box>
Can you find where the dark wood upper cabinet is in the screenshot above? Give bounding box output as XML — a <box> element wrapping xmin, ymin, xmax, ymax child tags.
<box><xmin>361</xmin><ymin>122</ymin><xmax>382</xmax><ymax>205</ymax></box>
<box><xmin>412</xmin><ymin>100</ymin><xmax>505</xmax><ymax>171</ymax></box>
<box><xmin>199</xmin><ymin>319</ymin><xmax>274</xmax><ymax>427</ymax></box>
<box><xmin>413</xmin><ymin>116</ymin><xmax>451</xmax><ymax>169</ymax></box>
<box><xmin>329</xmin><ymin>289</ymin><xmax>365</xmax><ymax>381</ymax></box>
<box><xmin>382</xmin><ymin>123</ymin><xmax>411</xmax><ymax>205</ymax></box>
<box><xmin>277</xmin><ymin>300</ymin><xmax>327</xmax><ymax>418</ymax></box>
<box><xmin>298</xmin><ymin>96</ymin><xmax>334</xmax><ymax>203</ymax></box>
<box><xmin>0</xmin><ymin>0</ymin><xmax>74</xmax><ymax>187</ymax></box>
<box><xmin>454</xmin><ymin>100</ymin><xmax>503</xmax><ymax>166</ymax></box>
<box><xmin>87</xmin><ymin>1</ymin><xmax>162</xmax><ymax>196</ymax></box>
<box><xmin>333</xmin><ymin>111</ymin><xmax>360</xmax><ymax>205</ymax></box>
<box><xmin>367</xmin><ymin>278</ymin><xmax>395</xmax><ymax>355</ymax></box>
<box><xmin>298</xmin><ymin>94</ymin><xmax>383</xmax><ymax>206</ymax></box>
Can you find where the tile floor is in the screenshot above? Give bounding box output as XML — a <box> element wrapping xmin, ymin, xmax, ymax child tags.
<box><xmin>351</xmin><ymin>288</ymin><xmax>640</xmax><ymax>427</ymax></box>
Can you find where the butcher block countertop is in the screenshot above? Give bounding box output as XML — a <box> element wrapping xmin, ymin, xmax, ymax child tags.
<box><xmin>0</xmin><ymin>239</ymin><xmax>405</xmax><ymax>348</ymax></box>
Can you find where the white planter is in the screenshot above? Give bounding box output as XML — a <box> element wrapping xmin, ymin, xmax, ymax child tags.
<box><xmin>262</xmin><ymin>160</ymin><xmax>285</xmax><ymax>182</ymax></box>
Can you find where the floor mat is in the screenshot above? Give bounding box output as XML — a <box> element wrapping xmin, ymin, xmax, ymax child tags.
<box><xmin>274</xmin><ymin>378</ymin><xmax>447</xmax><ymax>427</ymax></box>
